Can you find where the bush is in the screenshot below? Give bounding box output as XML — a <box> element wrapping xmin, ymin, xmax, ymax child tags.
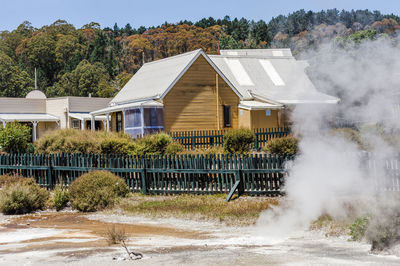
<box><xmin>99</xmin><ymin>134</ymin><xmax>135</xmax><ymax>154</ymax></box>
<box><xmin>349</xmin><ymin>216</ymin><xmax>369</xmax><ymax>241</ymax></box>
<box><xmin>180</xmin><ymin>146</ymin><xmax>225</xmax><ymax>155</ymax></box>
<box><xmin>133</xmin><ymin>133</ymin><xmax>176</xmax><ymax>155</ymax></box>
<box><xmin>164</xmin><ymin>141</ymin><xmax>184</xmax><ymax>155</ymax></box>
<box><xmin>0</xmin><ymin>122</ymin><xmax>31</xmax><ymax>153</ymax></box>
<box><xmin>52</xmin><ymin>185</ymin><xmax>69</xmax><ymax>211</ymax></box>
<box><xmin>34</xmin><ymin>129</ymin><xmax>135</xmax><ymax>154</ymax></box>
<box><xmin>366</xmin><ymin>202</ymin><xmax>400</xmax><ymax>251</ymax></box>
<box><xmin>69</xmin><ymin>171</ymin><xmax>129</xmax><ymax>212</ymax></box>
<box><xmin>223</xmin><ymin>128</ymin><xmax>255</xmax><ymax>154</ymax></box>
<box><xmin>263</xmin><ymin>135</ymin><xmax>298</xmax><ymax>155</ymax></box>
<box><xmin>0</xmin><ymin>174</ymin><xmax>26</xmax><ymax>187</ymax></box>
<box><xmin>0</xmin><ymin>178</ymin><xmax>49</xmax><ymax>214</ymax></box>
<box><xmin>331</xmin><ymin>128</ymin><xmax>365</xmax><ymax>149</ymax></box>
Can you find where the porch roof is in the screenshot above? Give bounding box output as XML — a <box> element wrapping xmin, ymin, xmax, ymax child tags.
<box><xmin>90</xmin><ymin>100</ymin><xmax>164</xmax><ymax>116</ymax></box>
<box><xmin>238</xmin><ymin>101</ymin><xmax>283</xmax><ymax>110</ymax></box>
<box><xmin>0</xmin><ymin>113</ymin><xmax>59</xmax><ymax>122</ymax></box>
<box><xmin>69</xmin><ymin>112</ymin><xmax>107</xmax><ymax>121</ymax></box>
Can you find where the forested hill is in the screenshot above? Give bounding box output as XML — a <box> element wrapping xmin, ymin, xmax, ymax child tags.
<box><xmin>1</xmin><ymin>9</ymin><xmax>399</xmax><ymax>98</ymax></box>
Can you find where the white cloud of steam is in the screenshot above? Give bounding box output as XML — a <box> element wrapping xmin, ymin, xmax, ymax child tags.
<box><xmin>255</xmin><ymin>36</ymin><xmax>400</xmax><ymax>240</ymax></box>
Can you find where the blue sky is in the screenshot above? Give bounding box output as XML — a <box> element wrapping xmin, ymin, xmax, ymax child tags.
<box><xmin>1</xmin><ymin>0</ymin><xmax>399</xmax><ymax>31</ymax></box>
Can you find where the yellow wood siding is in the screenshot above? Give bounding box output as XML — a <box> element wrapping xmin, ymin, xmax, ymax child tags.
<box><xmin>250</xmin><ymin>110</ymin><xmax>279</xmax><ymax>129</ymax></box>
<box><xmin>238</xmin><ymin>108</ymin><xmax>252</xmax><ymax>129</ymax></box>
<box><xmin>163</xmin><ymin>56</ymin><xmax>240</xmax><ymax>132</ymax></box>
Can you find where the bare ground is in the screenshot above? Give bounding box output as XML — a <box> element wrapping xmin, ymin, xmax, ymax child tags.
<box><xmin>0</xmin><ymin>210</ymin><xmax>400</xmax><ymax>265</ymax></box>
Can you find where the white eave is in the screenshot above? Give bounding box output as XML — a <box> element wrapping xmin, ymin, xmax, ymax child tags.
<box><xmin>90</xmin><ymin>100</ymin><xmax>164</xmax><ymax>116</ymax></box>
<box><xmin>69</xmin><ymin>113</ymin><xmax>107</xmax><ymax>121</ymax></box>
<box><xmin>238</xmin><ymin>101</ymin><xmax>283</xmax><ymax>111</ymax></box>
<box><xmin>0</xmin><ymin>113</ymin><xmax>59</xmax><ymax>122</ymax></box>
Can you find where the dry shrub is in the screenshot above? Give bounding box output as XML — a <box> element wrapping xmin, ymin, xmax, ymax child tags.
<box><xmin>105</xmin><ymin>225</ymin><xmax>127</xmax><ymax>245</ymax></box>
<box><xmin>69</xmin><ymin>171</ymin><xmax>129</xmax><ymax>212</ymax></box>
<box><xmin>0</xmin><ymin>177</ymin><xmax>49</xmax><ymax>214</ymax></box>
<box><xmin>0</xmin><ymin>174</ymin><xmax>26</xmax><ymax>188</ymax></box>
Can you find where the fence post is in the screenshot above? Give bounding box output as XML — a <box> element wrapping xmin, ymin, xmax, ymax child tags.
<box><xmin>141</xmin><ymin>155</ymin><xmax>147</xmax><ymax>194</ymax></box>
<box><xmin>47</xmin><ymin>154</ymin><xmax>53</xmax><ymax>190</ymax></box>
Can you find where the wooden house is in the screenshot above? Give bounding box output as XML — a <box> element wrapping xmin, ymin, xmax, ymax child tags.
<box><xmin>91</xmin><ymin>49</ymin><xmax>338</xmax><ymax>137</ymax></box>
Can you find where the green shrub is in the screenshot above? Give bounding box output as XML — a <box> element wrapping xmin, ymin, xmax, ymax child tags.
<box><xmin>133</xmin><ymin>133</ymin><xmax>173</xmax><ymax>155</ymax></box>
<box><xmin>164</xmin><ymin>141</ymin><xmax>184</xmax><ymax>155</ymax></box>
<box><xmin>180</xmin><ymin>146</ymin><xmax>226</xmax><ymax>155</ymax></box>
<box><xmin>263</xmin><ymin>135</ymin><xmax>298</xmax><ymax>155</ymax></box>
<box><xmin>0</xmin><ymin>178</ymin><xmax>49</xmax><ymax>214</ymax></box>
<box><xmin>52</xmin><ymin>185</ymin><xmax>69</xmax><ymax>211</ymax></box>
<box><xmin>69</xmin><ymin>171</ymin><xmax>129</xmax><ymax>212</ymax></box>
<box><xmin>349</xmin><ymin>216</ymin><xmax>369</xmax><ymax>241</ymax></box>
<box><xmin>223</xmin><ymin>128</ymin><xmax>255</xmax><ymax>154</ymax></box>
<box><xmin>0</xmin><ymin>122</ymin><xmax>31</xmax><ymax>153</ymax></box>
<box><xmin>99</xmin><ymin>134</ymin><xmax>135</xmax><ymax>154</ymax></box>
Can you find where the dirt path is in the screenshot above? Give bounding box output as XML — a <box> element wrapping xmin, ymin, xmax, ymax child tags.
<box><xmin>0</xmin><ymin>211</ymin><xmax>399</xmax><ymax>265</ymax></box>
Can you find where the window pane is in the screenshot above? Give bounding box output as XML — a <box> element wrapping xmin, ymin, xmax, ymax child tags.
<box><xmin>125</xmin><ymin>108</ymin><xmax>141</xmax><ymax>128</ymax></box>
<box><xmin>144</xmin><ymin>108</ymin><xmax>164</xmax><ymax>127</ymax></box>
<box><xmin>224</xmin><ymin>105</ymin><xmax>231</xmax><ymax>127</ymax></box>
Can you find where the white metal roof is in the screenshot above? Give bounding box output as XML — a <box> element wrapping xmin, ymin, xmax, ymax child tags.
<box><xmin>68</xmin><ymin>113</ymin><xmax>107</xmax><ymax>121</ymax></box>
<box><xmin>0</xmin><ymin>113</ymin><xmax>59</xmax><ymax>122</ymax></box>
<box><xmin>111</xmin><ymin>49</ymin><xmax>241</xmax><ymax>105</ymax></box>
<box><xmin>91</xmin><ymin>100</ymin><xmax>164</xmax><ymax>116</ymax></box>
<box><xmin>220</xmin><ymin>48</ymin><xmax>293</xmax><ymax>58</ymax></box>
<box><xmin>209</xmin><ymin>52</ymin><xmax>339</xmax><ymax>104</ymax></box>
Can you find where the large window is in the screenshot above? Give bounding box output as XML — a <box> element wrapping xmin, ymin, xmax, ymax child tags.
<box><xmin>124</xmin><ymin>107</ymin><xmax>164</xmax><ymax>138</ymax></box>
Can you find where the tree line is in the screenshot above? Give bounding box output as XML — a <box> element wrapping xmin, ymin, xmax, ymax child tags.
<box><xmin>0</xmin><ymin>9</ymin><xmax>399</xmax><ymax>98</ymax></box>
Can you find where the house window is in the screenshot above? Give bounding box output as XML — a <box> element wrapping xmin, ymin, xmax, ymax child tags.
<box><xmin>124</xmin><ymin>107</ymin><xmax>164</xmax><ymax>138</ymax></box>
<box><xmin>116</xmin><ymin>112</ymin><xmax>123</xmax><ymax>132</ymax></box>
<box><xmin>72</xmin><ymin>119</ymin><xmax>81</xmax><ymax>129</ymax></box>
<box><xmin>223</xmin><ymin>105</ymin><xmax>231</xmax><ymax>127</ymax></box>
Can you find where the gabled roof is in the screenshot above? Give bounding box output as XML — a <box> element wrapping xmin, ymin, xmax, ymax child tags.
<box><xmin>111</xmin><ymin>49</ymin><xmax>241</xmax><ymax>105</ymax></box>
<box><xmin>209</xmin><ymin>49</ymin><xmax>339</xmax><ymax>104</ymax></box>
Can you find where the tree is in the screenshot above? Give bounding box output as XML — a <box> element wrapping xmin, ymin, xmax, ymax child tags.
<box><xmin>52</xmin><ymin>59</ymin><xmax>114</xmax><ymax>97</ymax></box>
<box><xmin>0</xmin><ymin>52</ymin><xmax>33</xmax><ymax>97</ymax></box>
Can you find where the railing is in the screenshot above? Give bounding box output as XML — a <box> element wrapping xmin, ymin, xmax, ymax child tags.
<box><xmin>169</xmin><ymin>127</ymin><xmax>291</xmax><ymax>150</ymax></box>
<box><xmin>0</xmin><ymin>153</ymin><xmax>292</xmax><ymax>200</ymax></box>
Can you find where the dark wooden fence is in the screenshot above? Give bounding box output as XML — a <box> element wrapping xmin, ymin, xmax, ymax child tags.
<box><xmin>0</xmin><ymin>153</ymin><xmax>292</xmax><ymax>200</ymax></box>
<box><xmin>169</xmin><ymin>127</ymin><xmax>291</xmax><ymax>150</ymax></box>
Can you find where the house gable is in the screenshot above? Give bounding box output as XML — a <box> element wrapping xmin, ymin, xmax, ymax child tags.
<box><xmin>162</xmin><ymin>55</ymin><xmax>240</xmax><ymax>131</ymax></box>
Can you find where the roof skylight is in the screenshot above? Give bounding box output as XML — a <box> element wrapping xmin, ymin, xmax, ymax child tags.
<box><xmin>223</xmin><ymin>58</ymin><xmax>255</xmax><ymax>86</ymax></box>
<box><xmin>259</xmin><ymin>60</ymin><xmax>285</xmax><ymax>86</ymax></box>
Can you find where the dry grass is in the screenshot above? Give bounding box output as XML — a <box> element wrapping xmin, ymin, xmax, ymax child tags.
<box><xmin>310</xmin><ymin>214</ymin><xmax>351</xmax><ymax>237</ymax></box>
<box><xmin>105</xmin><ymin>225</ymin><xmax>127</xmax><ymax>245</ymax></box>
<box><xmin>117</xmin><ymin>194</ymin><xmax>280</xmax><ymax>226</ymax></box>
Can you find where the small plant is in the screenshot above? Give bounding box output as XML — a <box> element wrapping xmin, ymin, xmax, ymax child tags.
<box><xmin>106</xmin><ymin>225</ymin><xmax>127</xmax><ymax>245</ymax></box>
<box><xmin>99</xmin><ymin>134</ymin><xmax>135</xmax><ymax>154</ymax></box>
<box><xmin>263</xmin><ymin>135</ymin><xmax>298</xmax><ymax>155</ymax></box>
<box><xmin>349</xmin><ymin>216</ymin><xmax>369</xmax><ymax>241</ymax></box>
<box><xmin>0</xmin><ymin>178</ymin><xmax>49</xmax><ymax>214</ymax></box>
<box><xmin>69</xmin><ymin>171</ymin><xmax>130</xmax><ymax>212</ymax></box>
<box><xmin>0</xmin><ymin>122</ymin><xmax>31</xmax><ymax>153</ymax></box>
<box><xmin>52</xmin><ymin>185</ymin><xmax>69</xmax><ymax>211</ymax></box>
<box><xmin>164</xmin><ymin>141</ymin><xmax>184</xmax><ymax>155</ymax></box>
<box><xmin>223</xmin><ymin>128</ymin><xmax>255</xmax><ymax>154</ymax></box>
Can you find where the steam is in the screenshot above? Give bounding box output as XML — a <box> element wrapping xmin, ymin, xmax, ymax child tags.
<box><xmin>256</xmin><ymin>36</ymin><xmax>400</xmax><ymax>239</ymax></box>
